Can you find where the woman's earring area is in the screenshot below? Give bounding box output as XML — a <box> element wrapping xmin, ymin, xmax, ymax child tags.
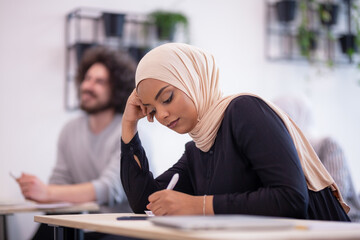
<box><xmin>147</xmin><ymin>113</ymin><xmax>154</xmax><ymax>122</ymax></box>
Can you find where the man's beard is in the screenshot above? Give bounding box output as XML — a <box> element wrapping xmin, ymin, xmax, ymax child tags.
<box><xmin>80</xmin><ymin>91</ymin><xmax>113</xmax><ymax>115</ymax></box>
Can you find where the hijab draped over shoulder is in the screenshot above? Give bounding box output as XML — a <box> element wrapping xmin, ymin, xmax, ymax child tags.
<box><xmin>135</xmin><ymin>43</ymin><xmax>349</xmax><ymax>213</ymax></box>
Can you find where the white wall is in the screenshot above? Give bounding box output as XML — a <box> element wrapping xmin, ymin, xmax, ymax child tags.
<box><xmin>1</xmin><ymin>0</ymin><xmax>359</xmax><ymax>239</ymax></box>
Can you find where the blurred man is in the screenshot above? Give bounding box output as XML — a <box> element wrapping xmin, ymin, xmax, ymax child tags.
<box><xmin>16</xmin><ymin>46</ymin><xmax>137</xmax><ymax>239</ymax></box>
<box><xmin>273</xmin><ymin>94</ymin><xmax>360</xmax><ymax>222</ymax></box>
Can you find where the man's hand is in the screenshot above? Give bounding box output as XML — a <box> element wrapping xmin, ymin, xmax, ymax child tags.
<box><xmin>17</xmin><ymin>173</ymin><xmax>50</xmax><ymax>203</ymax></box>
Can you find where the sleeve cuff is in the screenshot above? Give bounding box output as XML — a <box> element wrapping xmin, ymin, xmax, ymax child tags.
<box><xmin>92</xmin><ymin>179</ymin><xmax>109</xmax><ymax>205</ymax></box>
<box><xmin>121</xmin><ymin>132</ymin><xmax>149</xmax><ymax>172</ymax></box>
<box><xmin>213</xmin><ymin>194</ymin><xmax>227</xmax><ymax>214</ymax></box>
<box><xmin>121</xmin><ymin>132</ymin><xmax>142</xmax><ymax>154</ymax></box>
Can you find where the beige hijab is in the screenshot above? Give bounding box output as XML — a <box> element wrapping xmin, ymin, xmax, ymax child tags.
<box><xmin>135</xmin><ymin>43</ymin><xmax>349</xmax><ymax>213</ymax></box>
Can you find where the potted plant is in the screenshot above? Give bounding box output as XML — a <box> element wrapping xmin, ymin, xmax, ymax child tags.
<box><xmin>297</xmin><ymin>26</ymin><xmax>318</xmax><ymax>59</ymax></box>
<box><xmin>103</xmin><ymin>12</ymin><xmax>126</xmax><ymax>37</ymax></box>
<box><xmin>275</xmin><ymin>0</ymin><xmax>297</xmax><ymax>23</ymax></box>
<box><xmin>318</xmin><ymin>1</ymin><xmax>340</xmax><ymax>66</ymax></box>
<box><xmin>318</xmin><ymin>2</ymin><xmax>339</xmax><ymax>27</ymax></box>
<box><xmin>339</xmin><ymin>34</ymin><xmax>357</xmax><ymax>56</ymax></box>
<box><xmin>297</xmin><ymin>0</ymin><xmax>317</xmax><ymax>61</ymax></box>
<box><xmin>338</xmin><ymin>0</ymin><xmax>359</xmax><ymax>62</ymax></box>
<box><xmin>149</xmin><ymin>10</ymin><xmax>188</xmax><ymax>41</ymax></box>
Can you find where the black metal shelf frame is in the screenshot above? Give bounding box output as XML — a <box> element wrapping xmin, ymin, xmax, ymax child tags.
<box><xmin>265</xmin><ymin>0</ymin><xmax>360</xmax><ymax>65</ymax></box>
<box><xmin>64</xmin><ymin>7</ymin><xmax>151</xmax><ymax>111</ymax></box>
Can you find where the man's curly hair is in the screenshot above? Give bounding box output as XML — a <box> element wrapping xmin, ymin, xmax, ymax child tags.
<box><xmin>76</xmin><ymin>46</ymin><xmax>136</xmax><ymax>114</ymax></box>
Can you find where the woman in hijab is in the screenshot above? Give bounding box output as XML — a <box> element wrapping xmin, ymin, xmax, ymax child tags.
<box><xmin>121</xmin><ymin>43</ymin><xmax>350</xmax><ymax>221</ymax></box>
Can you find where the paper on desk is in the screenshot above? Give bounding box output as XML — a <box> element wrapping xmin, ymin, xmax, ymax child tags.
<box><xmin>309</xmin><ymin>221</ymin><xmax>360</xmax><ymax>230</ymax></box>
<box><xmin>31</xmin><ymin>202</ymin><xmax>74</xmax><ymax>209</ymax></box>
<box><xmin>1</xmin><ymin>201</ymin><xmax>73</xmax><ymax>209</ymax></box>
<box><xmin>0</xmin><ymin>199</ymin><xmax>26</xmax><ymax>206</ymax></box>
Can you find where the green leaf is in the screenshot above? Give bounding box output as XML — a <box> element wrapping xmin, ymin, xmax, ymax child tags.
<box><xmin>150</xmin><ymin>11</ymin><xmax>188</xmax><ymax>40</ymax></box>
<box><xmin>347</xmin><ymin>48</ymin><xmax>355</xmax><ymax>57</ymax></box>
<box><xmin>327</xmin><ymin>60</ymin><xmax>334</xmax><ymax>68</ymax></box>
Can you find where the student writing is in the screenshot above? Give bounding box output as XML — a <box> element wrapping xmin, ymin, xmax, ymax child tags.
<box><xmin>121</xmin><ymin>43</ymin><xmax>350</xmax><ymax>221</ymax></box>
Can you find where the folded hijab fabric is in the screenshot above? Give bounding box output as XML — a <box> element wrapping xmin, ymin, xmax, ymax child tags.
<box><xmin>135</xmin><ymin>43</ymin><xmax>349</xmax><ymax>213</ymax></box>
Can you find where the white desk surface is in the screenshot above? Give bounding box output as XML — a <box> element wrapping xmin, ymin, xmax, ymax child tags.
<box><xmin>34</xmin><ymin>213</ymin><xmax>360</xmax><ymax>240</ymax></box>
<box><xmin>0</xmin><ymin>201</ymin><xmax>99</xmax><ymax>215</ymax></box>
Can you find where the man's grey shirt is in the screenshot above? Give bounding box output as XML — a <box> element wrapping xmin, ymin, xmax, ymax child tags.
<box><xmin>49</xmin><ymin>114</ymin><xmax>131</xmax><ymax>212</ymax></box>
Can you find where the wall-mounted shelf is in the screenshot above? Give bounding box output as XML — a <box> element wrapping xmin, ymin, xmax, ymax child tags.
<box><xmin>265</xmin><ymin>0</ymin><xmax>360</xmax><ymax>65</ymax></box>
<box><xmin>64</xmin><ymin>7</ymin><xmax>153</xmax><ymax>110</ymax></box>
<box><xmin>64</xmin><ymin>7</ymin><xmax>189</xmax><ymax>111</ymax></box>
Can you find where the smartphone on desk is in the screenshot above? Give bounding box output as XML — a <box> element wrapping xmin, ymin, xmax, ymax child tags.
<box><xmin>116</xmin><ymin>216</ymin><xmax>148</xmax><ymax>221</ymax></box>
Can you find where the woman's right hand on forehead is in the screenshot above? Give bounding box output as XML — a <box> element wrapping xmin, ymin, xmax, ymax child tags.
<box><xmin>122</xmin><ymin>89</ymin><xmax>147</xmax><ymax>143</ymax></box>
<box><xmin>123</xmin><ymin>89</ymin><xmax>147</xmax><ymax>123</ymax></box>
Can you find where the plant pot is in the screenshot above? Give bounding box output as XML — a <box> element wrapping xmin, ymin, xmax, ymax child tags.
<box><xmin>319</xmin><ymin>3</ymin><xmax>339</xmax><ymax>27</ymax></box>
<box><xmin>150</xmin><ymin>11</ymin><xmax>188</xmax><ymax>41</ymax></box>
<box><xmin>156</xmin><ymin>25</ymin><xmax>175</xmax><ymax>41</ymax></box>
<box><xmin>75</xmin><ymin>42</ymin><xmax>97</xmax><ymax>64</ymax></box>
<box><xmin>339</xmin><ymin>34</ymin><xmax>358</xmax><ymax>54</ymax></box>
<box><xmin>128</xmin><ymin>46</ymin><xmax>149</xmax><ymax>63</ymax></box>
<box><xmin>103</xmin><ymin>13</ymin><xmax>125</xmax><ymax>37</ymax></box>
<box><xmin>275</xmin><ymin>0</ymin><xmax>297</xmax><ymax>23</ymax></box>
<box><xmin>309</xmin><ymin>37</ymin><xmax>317</xmax><ymax>51</ymax></box>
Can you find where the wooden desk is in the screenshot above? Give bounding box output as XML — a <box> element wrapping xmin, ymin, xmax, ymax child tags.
<box><xmin>0</xmin><ymin>201</ymin><xmax>99</xmax><ymax>215</ymax></box>
<box><xmin>35</xmin><ymin>213</ymin><xmax>360</xmax><ymax>240</ymax></box>
<box><xmin>1</xmin><ymin>201</ymin><xmax>99</xmax><ymax>240</ymax></box>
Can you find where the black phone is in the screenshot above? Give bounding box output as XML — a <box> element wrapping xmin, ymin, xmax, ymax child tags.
<box><xmin>116</xmin><ymin>216</ymin><xmax>148</xmax><ymax>221</ymax></box>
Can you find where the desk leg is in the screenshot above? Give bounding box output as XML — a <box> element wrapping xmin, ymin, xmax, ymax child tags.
<box><xmin>0</xmin><ymin>215</ymin><xmax>8</xmax><ymax>240</ymax></box>
<box><xmin>53</xmin><ymin>226</ymin><xmax>84</xmax><ymax>240</ymax></box>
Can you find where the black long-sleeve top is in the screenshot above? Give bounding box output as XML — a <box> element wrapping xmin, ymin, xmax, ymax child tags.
<box><xmin>121</xmin><ymin>96</ymin><xmax>350</xmax><ymax>221</ymax></box>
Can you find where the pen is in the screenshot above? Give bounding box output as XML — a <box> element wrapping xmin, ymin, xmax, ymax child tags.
<box><xmin>9</xmin><ymin>171</ymin><xmax>20</xmax><ymax>181</ymax></box>
<box><xmin>166</xmin><ymin>173</ymin><xmax>179</xmax><ymax>190</ymax></box>
<box><xmin>145</xmin><ymin>173</ymin><xmax>179</xmax><ymax>217</ymax></box>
